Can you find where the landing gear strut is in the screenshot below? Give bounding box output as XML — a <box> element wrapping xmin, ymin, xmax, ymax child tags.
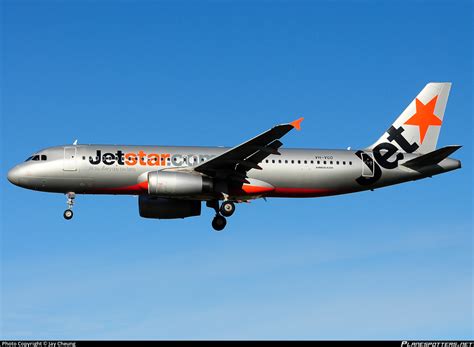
<box><xmin>206</xmin><ymin>199</ymin><xmax>237</xmax><ymax>231</ymax></box>
<box><xmin>64</xmin><ymin>192</ymin><xmax>75</xmax><ymax>220</ymax></box>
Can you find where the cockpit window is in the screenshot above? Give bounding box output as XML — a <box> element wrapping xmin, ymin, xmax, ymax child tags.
<box><xmin>25</xmin><ymin>154</ymin><xmax>46</xmax><ymax>161</ymax></box>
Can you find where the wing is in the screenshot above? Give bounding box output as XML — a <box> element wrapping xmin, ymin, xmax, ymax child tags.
<box><xmin>194</xmin><ymin>117</ymin><xmax>304</xmax><ymax>184</ymax></box>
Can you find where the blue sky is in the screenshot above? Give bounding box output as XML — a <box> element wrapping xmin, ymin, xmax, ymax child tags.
<box><xmin>1</xmin><ymin>0</ymin><xmax>472</xmax><ymax>340</ymax></box>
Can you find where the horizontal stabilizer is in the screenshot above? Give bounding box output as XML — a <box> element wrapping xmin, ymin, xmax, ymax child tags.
<box><xmin>402</xmin><ymin>145</ymin><xmax>462</xmax><ymax>170</ymax></box>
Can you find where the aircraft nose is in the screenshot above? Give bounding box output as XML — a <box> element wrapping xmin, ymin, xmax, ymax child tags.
<box><xmin>7</xmin><ymin>166</ymin><xmax>21</xmax><ymax>185</ymax></box>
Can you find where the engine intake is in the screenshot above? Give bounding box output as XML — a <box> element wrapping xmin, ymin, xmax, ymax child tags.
<box><xmin>148</xmin><ymin>171</ymin><xmax>213</xmax><ymax>196</ymax></box>
<box><xmin>139</xmin><ymin>196</ymin><xmax>201</xmax><ymax>219</ymax></box>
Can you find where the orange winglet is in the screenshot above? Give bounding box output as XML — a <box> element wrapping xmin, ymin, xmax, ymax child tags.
<box><xmin>290</xmin><ymin>117</ymin><xmax>304</xmax><ymax>130</ymax></box>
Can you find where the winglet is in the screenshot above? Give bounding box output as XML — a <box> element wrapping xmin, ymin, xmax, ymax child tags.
<box><xmin>290</xmin><ymin>117</ymin><xmax>304</xmax><ymax>131</ymax></box>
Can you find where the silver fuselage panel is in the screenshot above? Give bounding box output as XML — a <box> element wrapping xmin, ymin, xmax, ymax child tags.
<box><xmin>7</xmin><ymin>144</ymin><xmax>461</xmax><ymax>200</ymax></box>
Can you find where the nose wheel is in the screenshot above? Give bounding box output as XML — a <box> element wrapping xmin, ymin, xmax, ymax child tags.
<box><xmin>63</xmin><ymin>192</ymin><xmax>75</xmax><ymax>220</ymax></box>
<box><xmin>63</xmin><ymin>209</ymin><xmax>73</xmax><ymax>220</ymax></box>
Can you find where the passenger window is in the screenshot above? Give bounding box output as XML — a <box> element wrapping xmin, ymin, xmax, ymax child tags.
<box><xmin>297</xmin><ymin>160</ymin><xmax>301</xmax><ymax>164</ymax></box>
<box><xmin>324</xmin><ymin>161</ymin><xmax>326</xmax><ymax>164</ymax></box>
<box><xmin>291</xmin><ymin>160</ymin><xmax>294</xmax><ymax>164</ymax></box>
<box><xmin>265</xmin><ymin>160</ymin><xmax>268</xmax><ymax>163</ymax></box>
<box><xmin>330</xmin><ymin>161</ymin><xmax>333</xmax><ymax>165</ymax></box>
<box><xmin>41</xmin><ymin>155</ymin><xmax>47</xmax><ymax>161</ymax></box>
<box><xmin>343</xmin><ymin>161</ymin><xmax>346</xmax><ymax>165</ymax></box>
<box><xmin>304</xmin><ymin>160</ymin><xmax>307</xmax><ymax>164</ymax></box>
<box><xmin>278</xmin><ymin>160</ymin><xmax>281</xmax><ymax>163</ymax></box>
<box><xmin>311</xmin><ymin>160</ymin><xmax>314</xmax><ymax>164</ymax></box>
<box><xmin>285</xmin><ymin>160</ymin><xmax>288</xmax><ymax>164</ymax></box>
<box><xmin>272</xmin><ymin>160</ymin><xmax>275</xmax><ymax>163</ymax></box>
<box><xmin>336</xmin><ymin>161</ymin><xmax>339</xmax><ymax>165</ymax></box>
<box><xmin>349</xmin><ymin>161</ymin><xmax>352</xmax><ymax>165</ymax></box>
<box><xmin>317</xmin><ymin>160</ymin><xmax>320</xmax><ymax>164</ymax></box>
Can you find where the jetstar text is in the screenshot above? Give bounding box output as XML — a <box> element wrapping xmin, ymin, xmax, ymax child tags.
<box><xmin>89</xmin><ymin>150</ymin><xmax>214</xmax><ymax>167</ymax></box>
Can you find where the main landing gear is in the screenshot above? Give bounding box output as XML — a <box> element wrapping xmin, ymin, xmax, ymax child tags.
<box><xmin>212</xmin><ymin>214</ymin><xmax>227</xmax><ymax>231</ymax></box>
<box><xmin>207</xmin><ymin>200</ymin><xmax>236</xmax><ymax>232</ymax></box>
<box><xmin>63</xmin><ymin>192</ymin><xmax>75</xmax><ymax>220</ymax></box>
<box><xmin>220</xmin><ymin>201</ymin><xmax>235</xmax><ymax>217</ymax></box>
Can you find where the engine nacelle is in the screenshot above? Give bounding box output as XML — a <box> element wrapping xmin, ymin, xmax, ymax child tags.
<box><xmin>139</xmin><ymin>196</ymin><xmax>201</xmax><ymax>219</ymax></box>
<box><xmin>147</xmin><ymin>171</ymin><xmax>213</xmax><ymax>196</ymax></box>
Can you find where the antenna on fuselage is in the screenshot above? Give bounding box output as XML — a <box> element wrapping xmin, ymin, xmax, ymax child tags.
<box><xmin>73</xmin><ymin>139</ymin><xmax>78</xmax><ymax>145</ymax></box>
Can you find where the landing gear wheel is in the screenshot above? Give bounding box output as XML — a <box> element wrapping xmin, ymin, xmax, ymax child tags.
<box><xmin>63</xmin><ymin>209</ymin><xmax>73</xmax><ymax>220</ymax></box>
<box><xmin>220</xmin><ymin>201</ymin><xmax>235</xmax><ymax>217</ymax></box>
<box><xmin>64</xmin><ymin>192</ymin><xmax>75</xmax><ymax>220</ymax></box>
<box><xmin>212</xmin><ymin>215</ymin><xmax>227</xmax><ymax>231</ymax></box>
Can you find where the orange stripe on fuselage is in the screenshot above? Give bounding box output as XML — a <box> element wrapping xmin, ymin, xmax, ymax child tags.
<box><xmin>241</xmin><ymin>184</ymin><xmax>275</xmax><ymax>194</ymax></box>
<box><xmin>86</xmin><ymin>183</ymin><xmax>337</xmax><ymax>198</ymax></box>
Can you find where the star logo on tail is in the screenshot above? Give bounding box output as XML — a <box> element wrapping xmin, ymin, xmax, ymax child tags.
<box><xmin>404</xmin><ymin>95</ymin><xmax>442</xmax><ymax>144</ymax></box>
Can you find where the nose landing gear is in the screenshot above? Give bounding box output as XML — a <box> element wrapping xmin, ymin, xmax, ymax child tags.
<box><xmin>63</xmin><ymin>209</ymin><xmax>73</xmax><ymax>220</ymax></box>
<box><xmin>63</xmin><ymin>192</ymin><xmax>75</xmax><ymax>220</ymax></box>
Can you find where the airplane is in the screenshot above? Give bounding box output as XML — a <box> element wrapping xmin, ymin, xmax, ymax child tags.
<box><xmin>7</xmin><ymin>82</ymin><xmax>461</xmax><ymax>231</ymax></box>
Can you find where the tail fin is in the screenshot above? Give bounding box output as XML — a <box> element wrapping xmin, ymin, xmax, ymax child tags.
<box><xmin>368</xmin><ymin>82</ymin><xmax>451</xmax><ymax>154</ymax></box>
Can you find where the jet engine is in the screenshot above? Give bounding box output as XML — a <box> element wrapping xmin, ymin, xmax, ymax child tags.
<box><xmin>138</xmin><ymin>196</ymin><xmax>201</xmax><ymax>219</ymax></box>
<box><xmin>147</xmin><ymin>171</ymin><xmax>213</xmax><ymax>196</ymax></box>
